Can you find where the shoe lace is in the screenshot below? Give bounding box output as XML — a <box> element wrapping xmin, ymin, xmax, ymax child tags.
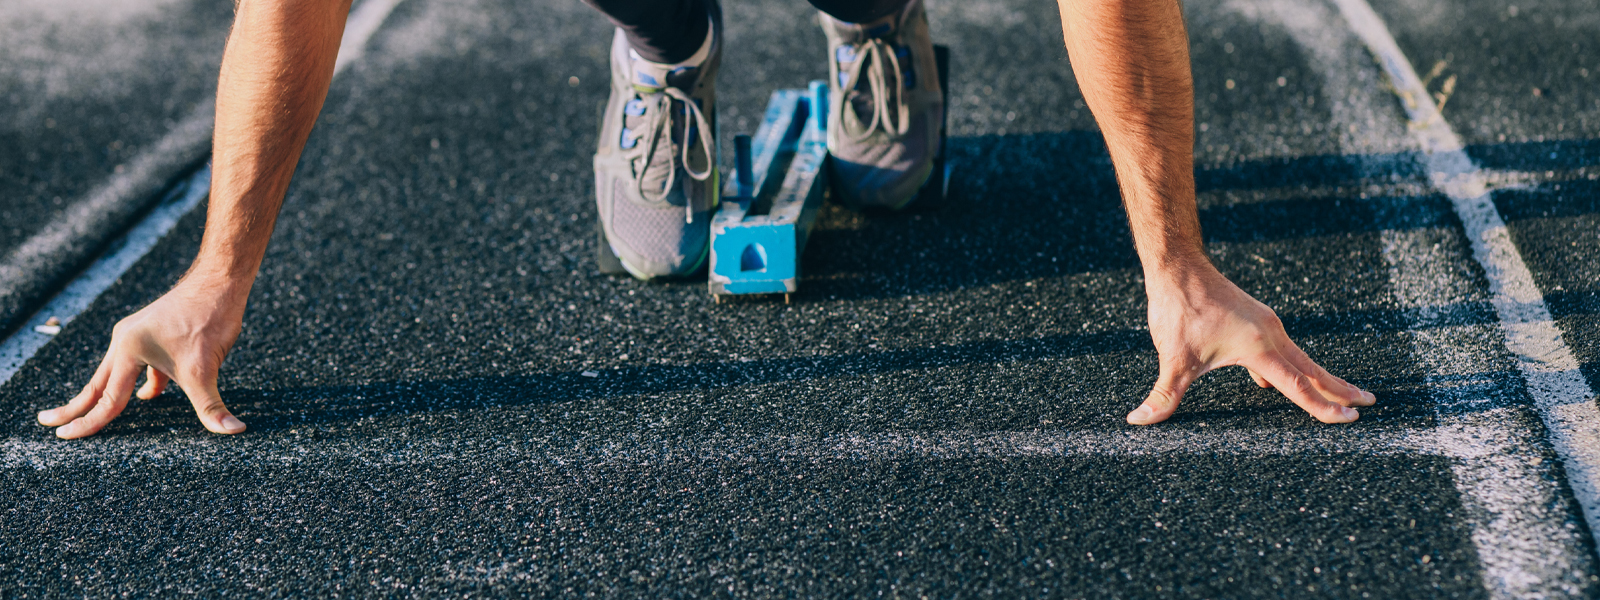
<box><xmin>632</xmin><ymin>87</ymin><xmax>715</xmax><ymax>223</ymax></box>
<box><xmin>842</xmin><ymin>37</ymin><xmax>910</xmax><ymax>142</ymax></box>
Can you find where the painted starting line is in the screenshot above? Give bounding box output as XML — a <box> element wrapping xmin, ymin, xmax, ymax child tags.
<box><xmin>1</xmin><ymin>0</ymin><xmax>1596</xmax><ymax>596</ymax></box>
<box><xmin>0</xmin><ymin>425</ymin><xmax>1554</xmax><ymax>471</ymax></box>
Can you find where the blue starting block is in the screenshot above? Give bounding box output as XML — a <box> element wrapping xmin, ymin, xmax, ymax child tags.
<box><xmin>708</xmin><ymin>45</ymin><xmax>950</xmax><ymax>302</ymax></box>
<box><xmin>596</xmin><ymin>46</ymin><xmax>950</xmax><ymax>299</ymax></box>
<box><xmin>707</xmin><ymin>81</ymin><xmax>830</xmax><ymax>301</ymax></box>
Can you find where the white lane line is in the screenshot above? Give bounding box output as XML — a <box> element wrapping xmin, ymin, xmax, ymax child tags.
<box><xmin>1223</xmin><ymin>0</ymin><xmax>1599</xmax><ymax>594</ymax></box>
<box><xmin>1332</xmin><ymin>0</ymin><xmax>1600</xmax><ymax>557</ymax></box>
<box><xmin>0</xmin><ymin>104</ymin><xmax>211</xmax><ymax>315</ymax></box>
<box><xmin>335</xmin><ymin>0</ymin><xmax>405</xmax><ymax>75</ymax></box>
<box><xmin>0</xmin><ymin>427</ymin><xmax>1482</xmax><ymax>470</ymax></box>
<box><xmin>0</xmin><ymin>171</ymin><xmax>210</xmax><ymax>385</ymax></box>
<box><xmin>1383</xmin><ymin>232</ymin><xmax>1597</xmax><ymax>598</ymax></box>
<box><xmin>0</xmin><ymin>0</ymin><xmax>407</xmax><ymax>388</ymax></box>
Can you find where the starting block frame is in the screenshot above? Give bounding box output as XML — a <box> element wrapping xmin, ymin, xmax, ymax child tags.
<box><xmin>707</xmin><ymin>81</ymin><xmax>830</xmax><ymax>299</ymax></box>
<box><xmin>596</xmin><ymin>46</ymin><xmax>951</xmax><ymax>303</ymax></box>
<box><xmin>707</xmin><ymin>45</ymin><xmax>950</xmax><ymax>302</ymax></box>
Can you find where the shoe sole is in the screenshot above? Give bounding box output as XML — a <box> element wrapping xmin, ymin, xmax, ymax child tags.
<box><xmin>593</xmin><ymin>10</ymin><xmax>723</xmax><ymax>280</ymax></box>
<box><xmin>595</xmin><ymin>219</ymin><xmax>710</xmax><ymax>281</ymax></box>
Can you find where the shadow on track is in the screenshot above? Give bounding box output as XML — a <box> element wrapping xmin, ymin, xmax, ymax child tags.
<box><xmin>103</xmin><ymin>302</ymin><xmax>1527</xmax><ymax>436</ymax></box>
<box><xmin>794</xmin><ymin>131</ymin><xmax>1506</xmax><ymax>302</ymax></box>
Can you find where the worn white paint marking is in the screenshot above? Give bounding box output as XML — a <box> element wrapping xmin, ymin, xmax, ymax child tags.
<box><xmin>0</xmin><ymin>104</ymin><xmax>212</xmax><ymax>302</ymax></box>
<box><xmin>1222</xmin><ymin>0</ymin><xmax>1600</xmax><ymax>594</ymax></box>
<box><xmin>335</xmin><ymin>0</ymin><xmax>405</xmax><ymax>75</ymax></box>
<box><xmin>1332</xmin><ymin>0</ymin><xmax>1600</xmax><ymax>557</ymax></box>
<box><xmin>0</xmin><ymin>0</ymin><xmax>408</xmax><ymax>388</ymax></box>
<box><xmin>1383</xmin><ymin>231</ymin><xmax>1597</xmax><ymax>599</ymax></box>
<box><xmin>0</xmin><ymin>0</ymin><xmax>400</xmax><ymax>307</ymax></box>
<box><xmin>0</xmin><ymin>427</ymin><xmax>1483</xmax><ymax>471</ymax></box>
<box><xmin>0</xmin><ymin>171</ymin><xmax>210</xmax><ymax>387</ymax></box>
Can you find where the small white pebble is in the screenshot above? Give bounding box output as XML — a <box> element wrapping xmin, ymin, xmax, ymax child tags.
<box><xmin>34</xmin><ymin>325</ymin><xmax>60</xmax><ymax>335</ymax></box>
<box><xmin>581</xmin><ymin>371</ymin><xmax>599</xmax><ymax>378</ymax></box>
<box><xmin>45</xmin><ymin>316</ymin><xmax>60</xmax><ymax>326</ymax></box>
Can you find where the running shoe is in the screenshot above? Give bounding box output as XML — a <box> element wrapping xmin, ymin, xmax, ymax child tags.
<box><xmin>820</xmin><ymin>0</ymin><xmax>943</xmax><ymax>210</ymax></box>
<box><xmin>593</xmin><ymin>9</ymin><xmax>721</xmax><ymax>279</ymax></box>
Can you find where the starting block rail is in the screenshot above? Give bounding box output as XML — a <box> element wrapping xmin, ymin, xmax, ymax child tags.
<box><xmin>708</xmin><ymin>45</ymin><xmax>950</xmax><ymax>302</ymax></box>
<box><xmin>596</xmin><ymin>46</ymin><xmax>950</xmax><ymax>301</ymax></box>
<box><xmin>708</xmin><ymin>81</ymin><xmax>831</xmax><ymax>300</ymax></box>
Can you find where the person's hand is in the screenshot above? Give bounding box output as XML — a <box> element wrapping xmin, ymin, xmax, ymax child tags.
<box><xmin>37</xmin><ymin>277</ymin><xmax>251</xmax><ymax>439</ymax></box>
<box><xmin>1127</xmin><ymin>260</ymin><xmax>1377</xmax><ymax>425</ymax></box>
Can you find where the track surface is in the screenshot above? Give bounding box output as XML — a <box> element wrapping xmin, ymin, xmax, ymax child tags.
<box><xmin>2</xmin><ymin>0</ymin><xmax>1597</xmax><ymax>597</ymax></box>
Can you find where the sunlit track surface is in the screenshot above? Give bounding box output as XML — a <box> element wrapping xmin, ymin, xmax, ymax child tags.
<box><xmin>0</xmin><ymin>0</ymin><xmax>231</xmax><ymax>336</ymax></box>
<box><xmin>2</xmin><ymin>0</ymin><xmax>1598</xmax><ymax>596</ymax></box>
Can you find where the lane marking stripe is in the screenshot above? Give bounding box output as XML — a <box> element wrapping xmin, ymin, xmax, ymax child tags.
<box><xmin>1332</xmin><ymin>0</ymin><xmax>1600</xmax><ymax>554</ymax></box>
<box><xmin>0</xmin><ymin>174</ymin><xmax>210</xmax><ymax>385</ymax></box>
<box><xmin>0</xmin><ymin>424</ymin><xmax>1510</xmax><ymax>470</ymax></box>
<box><xmin>0</xmin><ymin>106</ymin><xmax>211</xmax><ymax>332</ymax></box>
<box><xmin>0</xmin><ymin>0</ymin><xmax>406</xmax><ymax>388</ymax></box>
<box><xmin>335</xmin><ymin>0</ymin><xmax>405</xmax><ymax>75</ymax></box>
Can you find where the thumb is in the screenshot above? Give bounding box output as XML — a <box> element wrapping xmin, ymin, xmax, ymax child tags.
<box><xmin>1128</xmin><ymin>360</ymin><xmax>1201</xmax><ymax>426</ymax></box>
<box><xmin>177</xmin><ymin>370</ymin><xmax>246</xmax><ymax>435</ymax></box>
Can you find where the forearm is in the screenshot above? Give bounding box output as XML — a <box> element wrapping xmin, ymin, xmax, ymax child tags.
<box><xmin>190</xmin><ymin>0</ymin><xmax>351</xmax><ymax>294</ymax></box>
<box><xmin>1051</xmin><ymin>0</ymin><xmax>1375</xmax><ymax>425</ymax></box>
<box><xmin>1057</xmin><ymin>0</ymin><xmax>1204</xmax><ymax>276</ymax></box>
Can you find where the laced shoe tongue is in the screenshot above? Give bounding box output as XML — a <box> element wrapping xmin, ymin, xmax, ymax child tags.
<box><xmin>829</xmin><ymin>8</ymin><xmax>912</xmax><ymax>137</ymax></box>
<box><xmin>837</xmin><ymin>38</ymin><xmax>910</xmax><ymax>138</ymax></box>
<box><xmin>622</xmin><ymin>61</ymin><xmax>714</xmax><ymax>220</ymax></box>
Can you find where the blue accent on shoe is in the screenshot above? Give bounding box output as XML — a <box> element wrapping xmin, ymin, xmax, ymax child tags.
<box><xmin>895</xmin><ymin>46</ymin><xmax>910</xmax><ymax>59</ymax></box>
<box><xmin>624</xmin><ymin>98</ymin><xmax>646</xmax><ymax>116</ymax></box>
<box><xmin>835</xmin><ymin>46</ymin><xmax>856</xmax><ymax>63</ymax></box>
<box><xmin>903</xmin><ymin>70</ymin><xmax>915</xmax><ymax>89</ymax></box>
<box><xmin>620</xmin><ymin>127</ymin><xmax>637</xmax><ymax>149</ymax></box>
<box><xmin>838</xmin><ymin>72</ymin><xmax>849</xmax><ymax>87</ymax></box>
<box><xmin>636</xmin><ymin>72</ymin><xmax>659</xmax><ymax>87</ymax></box>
